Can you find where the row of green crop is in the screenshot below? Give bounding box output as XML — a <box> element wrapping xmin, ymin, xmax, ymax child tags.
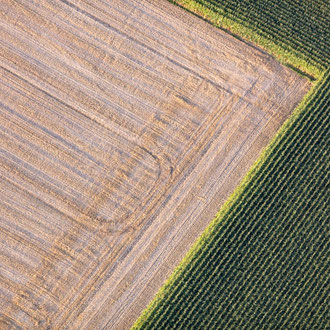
<box><xmin>192</xmin><ymin>0</ymin><xmax>330</xmax><ymax>68</ymax></box>
<box><xmin>186</xmin><ymin>117</ymin><xmax>329</xmax><ymax>329</ymax></box>
<box><xmin>134</xmin><ymin>70</ymin><xmax>329</xmax><ymax>329</ymax></box>
<box><xmin>168</xmin><ymin>0</ymin><xmax>329</xmax><ymax>78</ymax></box>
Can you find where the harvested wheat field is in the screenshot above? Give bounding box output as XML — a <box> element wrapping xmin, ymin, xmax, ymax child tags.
<box><xmin>0</xmin><ymin>0</ymin><xmax>310</xmax><ymax>328</ymax></box>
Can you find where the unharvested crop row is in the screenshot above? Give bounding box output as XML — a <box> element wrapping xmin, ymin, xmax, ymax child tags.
<box><xmin>193</xmin><ymin>0</ymin><xmax>330</xmax><ymax>68</ymax></box>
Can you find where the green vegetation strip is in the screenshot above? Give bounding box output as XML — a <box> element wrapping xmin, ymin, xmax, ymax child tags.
<box><xmin>134</xmin><ymin>0</ymin><xmax>329</xmax><ymax>328</ymax></box>
<box><xmin>168</xmin><ymin>0</ymin><xmax>330</xmax><ymax>78</ymax></box>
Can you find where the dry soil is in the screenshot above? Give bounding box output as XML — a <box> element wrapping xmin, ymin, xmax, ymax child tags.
<box><xmin>0</xmin><ymin>0</ymin><xmax>310</xmax><ymax>328</ymax></box>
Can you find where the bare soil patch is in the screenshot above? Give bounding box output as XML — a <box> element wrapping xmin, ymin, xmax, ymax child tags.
<box><xmin>0</xmin><ymin>0</ymin><xmax>309</xmax><ymax>328</ymax></box>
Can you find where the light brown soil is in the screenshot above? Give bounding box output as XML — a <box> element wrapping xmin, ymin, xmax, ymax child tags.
<box><xmin>0</xmin><ymin>0</ymin><xmax>310</xmax><ymax>329</ymax></box>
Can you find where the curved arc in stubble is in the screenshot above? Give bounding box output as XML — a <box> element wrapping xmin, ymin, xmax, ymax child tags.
<box><xmin>133</xmin><ymin>68</ymin><xmax>329</xmax><ymax>328</ymax></box>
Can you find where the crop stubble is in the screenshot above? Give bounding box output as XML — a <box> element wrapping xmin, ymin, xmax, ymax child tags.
<box><xmin>0</xmin><ymin>0</ymin><xmax>309</xmax><ymax>328</ymax></box>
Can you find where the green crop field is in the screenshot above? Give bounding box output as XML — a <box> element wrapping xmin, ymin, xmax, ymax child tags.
<box><xmin>169</xmin><ymin>0</ymin><xmax>329</xmax><ymax>77</ymax></box>
<box><xmin>134</xmin><ymin>0</ymin><xmax>330</xmax><ymax>329</ymax></box>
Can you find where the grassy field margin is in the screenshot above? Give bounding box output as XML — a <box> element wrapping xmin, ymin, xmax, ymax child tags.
<box><xmin>168</xmin><ymin>0</ymin><xmax>324</xmax><ymax>79</ymax></box>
